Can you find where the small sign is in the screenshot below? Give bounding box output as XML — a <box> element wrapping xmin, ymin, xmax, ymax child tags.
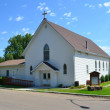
<box><xmin>91</xmin><ymin>77</ymin><xmax>98</xmax><ymax>85</ymax></box>
<box><xmin>89</xmin><ymin>71</ymin><xmax>100</xmax><ymax>86</ymax></box>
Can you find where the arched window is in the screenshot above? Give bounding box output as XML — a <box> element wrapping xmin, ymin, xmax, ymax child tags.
<box><xmin>95</xmin><ymin>61</ymin><xmax>97</xmax><ymax>71</ymax></box>
<box><xmin>63</xmin><ymin>64</ymin><xmax>67</xmax><ymax>74</ymax></box>
<box><xmin>44</xmin><ymin>44</ymin><xmax>49</xmax><ymax>61</ymax></box>
<box><xmin>30</xmin><ymin>66</ymin><xmax>32</xmax><ymax>75</ymax></box>
<box><xmin>103</xmin><ymin>62</ymin><xmax>104</xmax><ymax>71</ymax></box>
<box><xmin>99</xmin><ymin>61</ymin><xmax>101</xmax><ymax>71</ymax></box>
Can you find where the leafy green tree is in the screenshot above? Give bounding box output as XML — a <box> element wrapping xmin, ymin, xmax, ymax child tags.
<box><xmin>5</xmin><ymin>53</ymin><xmax>14</xmax><ymax>61</ymax></box>
<box><xmin>105</xmin><ymin>74</ymin><xmax>109</xmax><ymax>82</ymax></box>
<box><xmin>4</xmin><ymin>33</ymin><xmax>32</xmax><ymax>60</ymax></box>
<box><xmin>109</xmin><ymin>74</ymin><xmax>110</xmax><ymax>81</ymax></box>
<box><xmin>101</xmin><ymin>75</ymin><xmax>105</xmax><ymax>83</ymax></box>
<box><xmin>0</xmin><ymin>57</ymin><xmax>5</xmax><ymax>63</ymax></box>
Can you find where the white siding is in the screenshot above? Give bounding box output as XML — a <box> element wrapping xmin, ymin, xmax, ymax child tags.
<box><xmin>75</xmin><ymin>51</ymin><xmax>109</xmax><ymax>84</ymax></box>
<box><xmin>25</xmin><ymin>22</ymin><xmax>75</xmax><ymax>87</ymax></box>
<box><xmin>0</xmin><ymin>65</ymin><xmax>26</xmax><ymax>80</ymax></box>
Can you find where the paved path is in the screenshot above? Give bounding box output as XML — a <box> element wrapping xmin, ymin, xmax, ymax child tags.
<box><xmin>0</xmin><ymin>89</ymin><xmax>110</xmax><ymax>110</ymax></box>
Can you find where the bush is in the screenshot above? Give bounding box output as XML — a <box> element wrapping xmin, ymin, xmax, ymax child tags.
<box><xmin>105</xmin><ymin>74</ymin><xmax>109</xmax><ymax>82</ymax></box>
<box><xmin>77</xmin><ymin>85</ymin><xmax>86</xmax><ymax>89</ymax></box>
<box><xmin>101</xmin><ymin>75</ymin><xmax>105</xmax><ymax>83</ymax></box>
<box><xmin>58</xmin><ymin>84</ymin><xmax>63</xmax><ymax>88</ymax></box>
<box><xmin>69</xmin><ymin>86</ymin><xmax>75</xmax><ymax>89</ymax></box>
<box><xmin>108</xmin><ymin>74</ymin><xmax>110</xmax><ymax>81</ymax></box>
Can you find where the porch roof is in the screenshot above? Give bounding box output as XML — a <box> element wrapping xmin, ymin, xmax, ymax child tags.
<box><xmin>32</xmin><ymin>62</ymin><xmax>59</xmax><ymax>72</ymax></box>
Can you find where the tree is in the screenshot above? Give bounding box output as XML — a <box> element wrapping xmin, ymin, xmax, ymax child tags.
<box><xmin>4</xmin><ymin>33</ymin><xmax>32</xmax><ymax>60</ymax></box>
<box><xmin>101</xmin><ymin>75</ymin><xmax>105</xmax><ymax>83</ymax></box>
<box><xmin>109</xmin><ymin>74</ymin><xmax>110</xmax><ymax>81</ymax></box>
<box><xmin>105</xmin><ymin>74</ymin><xmax>109</xmax><ymax>82</ymax></box>
<box><xmin>5</xmin><ymin>53</ymin><xmax>13</xmax><ymax>61</ymax></box>
<box><xmin>0</xmin><ymin>57</ymin><xmax>5</xmax><ymax>63</ymax></box>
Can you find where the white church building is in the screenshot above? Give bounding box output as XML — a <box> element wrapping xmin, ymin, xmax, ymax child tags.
<box><xmin>0</xmin><ymin>18</ymin><xmax>110</xmax><ymax>87</ymax></box>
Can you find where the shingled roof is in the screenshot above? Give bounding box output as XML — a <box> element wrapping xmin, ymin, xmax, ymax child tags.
<box><xmin>0</xmin><ymin>59</ymin><xmax>25</xmax><ymax>67</ymax></box>
<box><xmin>46</xmin><ymin>19</ymin><xmax>109</xmax><ymax>58</ymax></box>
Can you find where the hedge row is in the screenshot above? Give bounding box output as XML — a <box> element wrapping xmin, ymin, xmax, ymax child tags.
<box><xmin>100</xmin><ymin>74</ymin><xmax>110</xmax><ymax>83</ymax></box>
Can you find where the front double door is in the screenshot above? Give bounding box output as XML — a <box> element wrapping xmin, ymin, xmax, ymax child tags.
<box><xmin>42</xmin><ymin>73</ymin><xmax>50</xmax><ymax>86</ymax></box>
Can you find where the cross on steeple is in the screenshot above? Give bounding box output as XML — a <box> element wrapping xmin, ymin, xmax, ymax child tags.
<box><xmin>42</xmin><ymin>11</ymin><xmax>47</xmax><ymax>18</ymax></box>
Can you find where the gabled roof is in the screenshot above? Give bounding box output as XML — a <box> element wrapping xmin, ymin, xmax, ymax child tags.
<box><xmin>46</xmin><ymin>20</ymin><xmax>109</xmax><ymax>58</ymax></box>
<box><xmin>0</xmin><ymin>59</ymin><xmax>25</xmax><ymax>67</ymax></box>
<box><xmin>22</xmin><ymin>18</ymin><xmax>109</xmax><ymax>58</ymax></box>
<box><xmin>32</xmin><ymin>61</ymin><xmax>59</xmax><ymax>72</ymax></box>
<box><xmin>43</xmin><ymin>62</ymin><xmax>59</xmax><ymax>71</ymax></box>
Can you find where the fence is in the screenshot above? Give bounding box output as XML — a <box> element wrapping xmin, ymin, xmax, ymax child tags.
<box><xmin>3</xmin><ymin>77</ymin><xmax>33</xmax><ymax>87</ymax></box>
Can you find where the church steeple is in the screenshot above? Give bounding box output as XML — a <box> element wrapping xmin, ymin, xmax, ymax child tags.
<box><xmin>42</xmin><ymin>11</ymin><xmax>47</xmax><ymax>19</ymax></box>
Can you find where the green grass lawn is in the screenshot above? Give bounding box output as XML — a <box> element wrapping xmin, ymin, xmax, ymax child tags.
<box><xmin>36</xmin><ymin>81</ymin><xmax>110</xmax><ymax>96</ymax></box>
<box><xmin>36</xmin><ymin>87</ymin><xmax>110</xmax><ymax>96</ymax></box>
<box><xmin>100</xmin><ymin>81</ymin><xmax>110</xmax><ymax>86</ymax></box>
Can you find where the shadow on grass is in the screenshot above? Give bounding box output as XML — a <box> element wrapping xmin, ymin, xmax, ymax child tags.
<box><xmin>67</xmin><ymin>99</ymin><xmax>90</xmax><ymax>109</ymax></box>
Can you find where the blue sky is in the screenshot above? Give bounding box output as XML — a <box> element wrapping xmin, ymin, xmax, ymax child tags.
<box><xmin>0</xmin><ymin>0</ymin><xmax>110</xmax><ymax>57</ymax></box>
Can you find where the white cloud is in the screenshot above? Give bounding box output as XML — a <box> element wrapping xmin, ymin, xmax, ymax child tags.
<box><xmin>45</xmin><ymin>7</ymin><xmax>49</xmax><ymax>10</ymax></box>
<box><xmin>37</xmin><ymin>2</ymin><xmax>56</xmax><ymax>17</ymax></box>
<box><xmin>64</xmin><ymin>12</ymin><xmax>72</xmax><ymax>17</ymax></box>
<box><xmin>39</xmin><ymin>2</ymin><xmax>46</xmax><ymax>6</ymax></box>
<box><xmin>84</xmin><ymin>4</ymin><xmax>95</xmax><ymax>8</ymax></box>
<box><xmin>45</xmin><ymin>7</ymin><xmax>51</xmax><ymax>13</ymax></box>
<box><xmin>106</xmin><ymin>9</ymin><xmax>110</xmax><ymax>13</ymax></box>
<box><xmin>72</xmin><ymin>17</ymin><xmax>78</xmax><ymax>21</ymax></box>
<box><xmin>84</xmin><ymin>4</ymin><xmax>89</xmax><ymax>7</ymax></box>
<box><xmin>8</xmin><ymin>17</ymin><xmax>13</xmax><ymax>21</ymax></box>
<box><xmin>21</xmin><ymin>4</ymin><xmax>27</xmax><ymax>8</ymax></box>
<box><xmin>15</xmin><ymin>16</ymin><xmax>24</xmax><ymax>21</ymax></box>
<box><xmin>37</xmin><ymin>2</ymin><xmax>46</xmax><ymax>11</ymax></box>
<box><xmin>1</xmin><ymin>31</ymin><xmax>7</xmax><ymax>34</ymax></box>
<box><xmin>104</xmin><ymin>2</ymin><xmax>110</xmax><ymax>7</ymax></box>
<box><xmin>37</xmin><ymin>6</ymin><xmax>44</xmax><ymax>11</ymax></box>
<box><xmin>50</xmin><ymin>12</ymin><xmax>56</xmax><ymax>16</ymax></box>
<box><xmin>66</xmin><ymin>22</ymin><xmax>70</xmax><ymax>25</ymax></box>
<box><xmin>98</xmin><ymin>4</ymin><xmax>103</xmax><ymax>8</ymax></box>
<box><xmin>22</xmin><ymin>28</ymin><xmax>29</xmax><ymax>32</ymax></box>
<box><xmin>87</xmin><ymin>32</ymin><xmax>91</xmax><ymax>35</ymax></box>
<box><xmin>100</xmin><ymin>46</ymin><xmax>110</xmax><ymax>53</ymax></box>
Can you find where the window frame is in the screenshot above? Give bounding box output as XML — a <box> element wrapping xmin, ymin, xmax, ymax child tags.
<box><xmin>30</xmin><ymin>66</ymin><xmax>33</xmax><ymax>75</ymax></box>
<box><xmin>6</xmin><ymin>70</ymin><xmax>9</xmax><ymax>77</ymax></box>
<box><xmin>63</xmin><ymin>64</ymin><xmax>67</xmax><ymax>74</ymax></box>
<box><xmin>44</xmin><ymin>44</ymin><xmax>49</xmax><ymax>61</ymax></box>
<box><xmin>95</xmin><ymin>61</ymin><xmax>97</xmax><ymax>71</ymax></box>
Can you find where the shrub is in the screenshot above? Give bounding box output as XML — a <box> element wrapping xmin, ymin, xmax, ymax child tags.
<box><xmin>58</xmin><ymin>84</ymin><xmax>63</xmax><ymax>88</ymax></box>
<box><xmin>69</xmin><ymin>86</ymin><xmax>75</xmax><ymax>89</ymax></box>
<box><xmin>108</xmin><ymin>74</ymin><xmax>110</xmax><ymax>81</ymax></box>
<box><xmin>105</xmin><ymin>74</ymin><xmax>109</xmax><ymax>82</ymax></box>
<box><xmin>86</xmin><ymin>80</ymin><xmax>90</xmax><ymax>85</ymax></box>
<box><xmin>101</xmin><ymin>75</ymin><xmax>105</xmax><ymax>83</ymax></box>
<box><xmin>77</xmin><ymin>85</ymin><xmax>86</xmax><ymax>89</ymax></box>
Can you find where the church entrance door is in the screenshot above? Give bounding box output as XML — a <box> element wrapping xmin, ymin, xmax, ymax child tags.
<box><xmin>42</xmin><ymin>73</ymin><xmax>50</xmax><ymax>86</ymax></box>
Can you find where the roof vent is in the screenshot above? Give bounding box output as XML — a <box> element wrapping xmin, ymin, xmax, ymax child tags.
<box><xmin>86</xmin><ymin>41</ymin><xmax>88</xmax><ymax>49</ymax></box>
<box><xmin>45</xmin><ymin>25</ymin><xmax>47</xmax><ymax>29</ymax></box>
